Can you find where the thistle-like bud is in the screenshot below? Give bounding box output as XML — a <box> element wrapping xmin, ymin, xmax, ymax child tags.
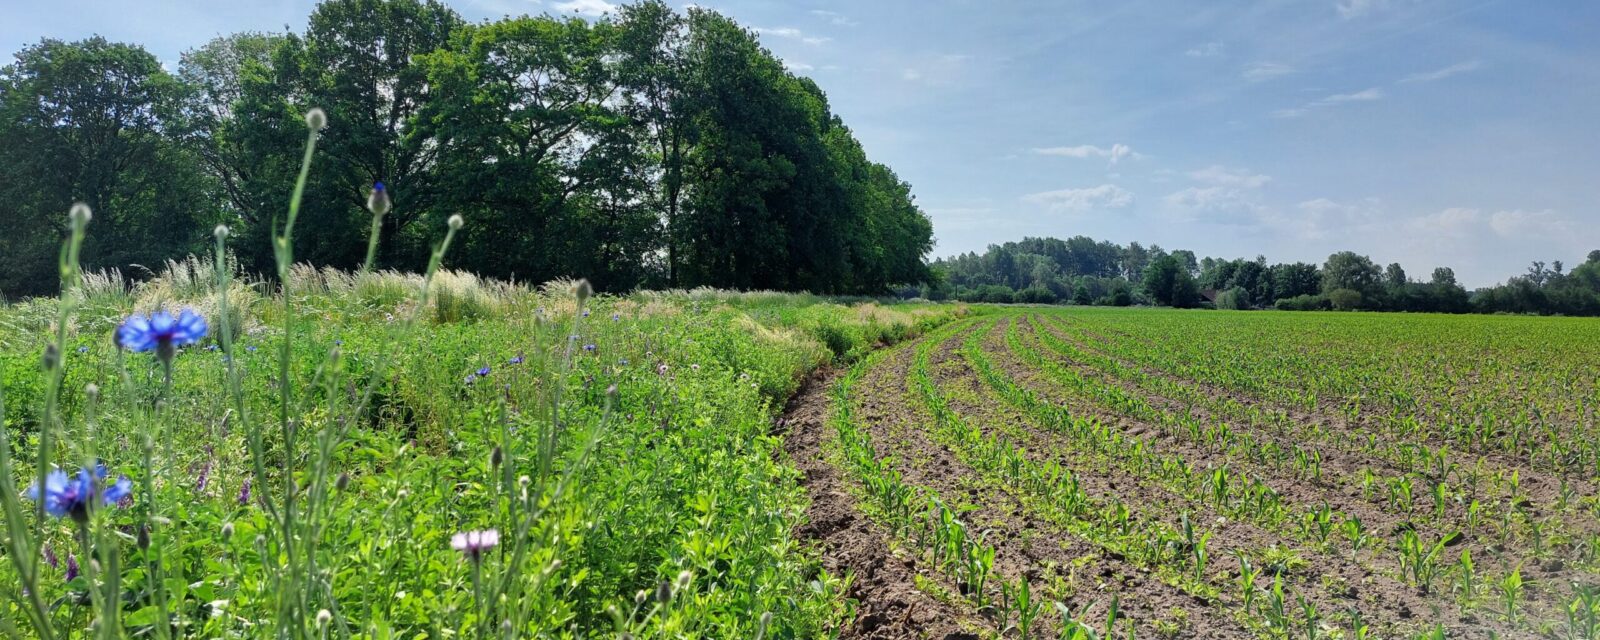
<box><xmin>654</xmin><ymin>580</ymin><xmax>673</xmax><ymax>604</ymax></box>
<box><xmin>85</xmin><ymin>383</ymin><xmax>99</xmax><ymax>402</ymax></box>
<box><xmin>634</xmin><ymin>590</ymin><xmax>648</xmax><ymax>606</ymax></box>
<box><xmin>214</xmin><ymin>224</ymin><xmax>230</xmax><ymax>240</ymax></box>
<box><xmin>221</xmin><ymin>521</ymin><xmax>234</xmax><ymax>542</ymax></box>
<box><xmin>574</xmin><ymin>279</ymin><xmax>593</xmax><ymax>304</ymax></box>
<box><xmin>69</xmin><ymin>202</ymin><xmax>93</xmax><ymax>226</ymax></box>
<box><xmin>675</xmin><ymin>569</ymin><xmax>693</xmax><ymax>592</ymax></box>
<box><xmin>490</xmin><ymin>446</ymin><xmax>503</xmax><ymax>469</ymax></box>
<box><xmin>335</xmin><ymin>472</ymin><xmax>350</xmax><ymax>492</ymax></box>
<box><xmin>137</xmin><ymin>524</ymin><xmax>151</xmax><ymax>550</ymax></box>
<box><xmin>305</xmin><ymin>108</ymin><xmax>327</xmax><ymax>131</ymax></box>
<box><xmin>500</xmin><ymin>620</ymin><xmax>513</xmax><ymax>635</ymax></box>
<box><xmin>447</xmin><ymin>214</ymin><xmax>464</xmax><ymax>231</ymax></box>
<box><xmin>41</xmin><ymin>344</ymin><xmax>60</xmax><ymax>371</ymax></box>
<box><xmin>315</xmin><ymin>609</ymin><xmax>332</xmax><ymax>627</ymax></box>
<box><xmin>368</xmin><ymin>182</ymin><xmax>391</xmax><ymax>216</ymax></box>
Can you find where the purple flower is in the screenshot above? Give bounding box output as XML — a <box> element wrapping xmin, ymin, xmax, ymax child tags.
<box><xmin>619</xmin><ymin>358</ymin><xmax>629</xmax><ymax>366</ymax></box>
<box><xmin>206</xmin><ymin>344</ymin><xmax>219</xmax><ymax>352</ymax></box>
<box><xmin>508</xmin><ymin>354</ymin><xmax>524</xmax><ymax>365</ymax></box>
<box><xmin>43</xmin><ymin>544</ymin><xmax>58</xmax><ymax>569</ymax></box>
<box><xmin>195</xmin><ymin>459</ymin><xmax>212</xmax><ymax>494</ymax></box>
<box><xmin>65</xmin><ymin>554</ymin><xmax>79</xmax><ymax>582</ymax></box>
<box><xmin>582</xmin><ymin>310</ymin><xmax>591</xmax><ymax>318</ymax></box>
<box><xmin>582</xmin><ymin>344</ymin><xmax>596</xmax><ymax>353</ymax></box>
<box><xmin>611</xmin><ymin>313</ymin><xmax>620</xmax><ymax>322</ymax></box>
<box><xmin>464</xmin><ymin>375</ymin><xmax>477</xmax><ymax>386</ymax></box>
<box><xmin>246</xmin><ymin>345</ymin><xmax>257</xmax><ymax>353</ymax></box>
<box><xmin>451</xmin><ymin>529</ymin><xmax>499</xmax><ymax>561</ymax></box>
<box><xmin>476</xmin><ymin>366</ymin><xmax>491</xmax><ymax>377</ymax></box>
<box><xmin>116</xmin><ymin>310</ymin><xmax>208</xmax><ymax>354</ymax></box>
<box><xmin>26</xmin><ymin>465</ymin><xmax>133</xmax><ymax>522</ymax></box>
<box><xmin>76</xmin><ymin>346</ymin><xmax>89</xmax><ymax>354</ymax></box>
<box><xmin>238</xmin><ymin>478</ymin><xmax>252</xmax><ymax>506</ymax></box>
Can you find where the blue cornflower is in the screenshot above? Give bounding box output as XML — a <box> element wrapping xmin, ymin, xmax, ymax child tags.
<box><xmin>619</xmin><ymin>358</ymin><xmax>629</xmax><ymax>366</ymax></box>
<box><xmin>477</xmin><ymin>366</ymin><xmax>491</xmax><ymax>377</ymax></box>
<box><xmin>206</xmin><ymin>344</ymin><xmax>219</xmax><ymax>352</ymax></box>
<box><xmin>26</xmin><ymin>465</ymin><xmax>133</xmax><ymax>522</ymax></box>
<box><xmin>76</xmin><ymin>346</ymin><xmax>88</xmax><ymax>354</ymax></box>
<box><xmin>116</xmin><ymin>310</ymin><xmax>208</xmax><ymax>359</ymax></box>
<box><xmin>508</xmin><ymin>354</ymin><xmax>524</xmax><ymax>365</ymax></box>
<box><xmin>246</xmin><ymin>345</ymin><xmax>257</xmax><ymax>353</ymax></box>
<box><xmin>611</xmin><ymin>313</ymin><xmax>620</xmax><ymax>322</ymax></box>
<box><xmin>582</xmin><ymin>309</ymin><xmax>590</xmax><ymax>318</ymax></box>
<box><xmin>583</xmin><ymin>344</ymin><xmax>596</xmax><ymax>353</ymax></box>
<box><xmin>464</xmin><ymin>375</ymin><xmax>477</xmax><ymax>386</ymax></box>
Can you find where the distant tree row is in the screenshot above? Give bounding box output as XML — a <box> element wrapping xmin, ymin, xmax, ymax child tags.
<box><xmin>922</xmin><ymin>237</ymin><xmax>1600</xmax><ymax>316</ymax></box>
<box><xmin>0</xmin><ymin>0</ymin><xmax>933</xmax><ymax>299</ymax></box>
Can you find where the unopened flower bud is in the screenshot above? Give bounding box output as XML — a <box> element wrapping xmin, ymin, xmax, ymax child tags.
<box><xmin>574</xmin><ymin>279</ymin><xmax>592</xmax><ymax>304</ymax></box>
<box><xmin>69</xmin><ymin>202</ymin><xmax>92</xmax><ymax>225</ymax></box>
<box><xmin>368</xmin><ymin>182</ymin><xmax>391</xmax><ymax>216</ymax></box>
<box><xmin>316</xmin><ymin>609</ymin><xmax>331</xmax><ymax>627</ymax></box>
<box><xmin>41</xmin><ymin>344</ymin><xmax>60</xmax><ymax>371</ymax></box>
<box><xmin>214</xmin><ymin>224</ymin><xmax>230</xmax><ymax>240</ymax></box>
<box><xmin>137</xmin><ymin>524</ymin><xmax>151</xmax><ymax>550</ymax></box>
<box><xmin>221</xmin><ymin>521</ymin><xmax>234</xmax><ymax>542</ymax></box>
<box><xmin>655</xmin><ymin>580</ymin><xmax>672</xmax><ymax>604</ymax></box>
<box><xmin>490</xmin><ymin>446</ymin><xmax>502</xmax><ymax>469</ymax></box>
<box><xmin>305</xmin><ymin>108</ymin><xmax>327</xmax><ymax>130</ymax></box>
<box><xmin>635</xmin><ymin>590</ymin><xmax>648</xmax><ymax>606</ymax></box>
<box><xmin>675</xmin><ymin>569</ymin><xmax>693</xmax><ymax>592</ymax></box>
<box><xmin>335</xmin><ymin>473</ymin><xmax>350</xmax><ymax>492</ymax></box>
<box><xmin>85</xmin><ymin>383</ymin><xmax>99</xmax><ymax>402</ymax></box>
<box><xmin>447</xmin><ymin>214</ymin><xmax>464</xmax><ymax>230</ymax></box>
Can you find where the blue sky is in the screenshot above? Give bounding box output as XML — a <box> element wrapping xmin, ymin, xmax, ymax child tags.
<box><xmin>4</xmin><ymin>0</ymin><xmax>1596</xmax><ymax>286</ymax></box>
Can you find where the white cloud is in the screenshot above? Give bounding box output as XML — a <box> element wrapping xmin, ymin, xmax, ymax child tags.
<box><xmin>1032</xmin><ymin>143</ymin><xmax>1138</xmax><ymax>164</ymax></box>
<box><xmin>552</xmin><ymin>0</ymin><xmax>615</xmax><ymax>16</ymax></box>
<box><xmin>1186</xmin><ymin>42</ymin><xmax>1224</xmax><ymax>58</ymax></box>
<box><xmin>1189</xmin><ymin>165</ymin><xmax>1271</xmax><ymax>188</ymax></box>
<box><xmin>1022</xmin><ymin>184</ymin><xmax>1135</xmax><ymax>212</ymax></box>
<box><xmin>1243</xmin><ymin>62</ymin><xmax>1294</xmax><ymax>82</ymax></box>
<box><xmin>810</xmin><ymin>10</ymin><xmax>857</xmax><ymax>27</ymax></box>
<box><xmin>1274</xmin><ymin>87</ymin><xmax>1383</xmax><ymax>118</ymax></box>
<box><xmin>1409</xmin><ymin>207</ymin><xmax>1481</xmax><ymax>238</ymax></box>
<box><xmin>1488</xmin><ymin>209</ymin><xmax>1574</xmax><ymax>238</ymax></box>
<box><xmin>1399</xmin><ymin>60</ymin><xmax>1481</xmax><ymax>84</ymax></box>
<box><xmin>754</xmin><ymin>27</ymin><xmax>830</xmax><ymax>46</ymax></box>
<box><xmin>784</xmin><ymin>60</ymin><xmax>814</xmax><ymax>72</ymax></box>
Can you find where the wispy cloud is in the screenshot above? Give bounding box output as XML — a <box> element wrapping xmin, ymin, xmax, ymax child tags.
<box><xmin>1243</xmin><ymin>62</ymin><xmax>1294</xmax><ymax>82</ymax></box>
<box><xmin>1336</xmin><ymin>0</ymin><xmax>1401</xmax><ymax>18</ymax></box>
<box><xmin>1273</xmin><ymin>87</ymin><xmax>1383</xmax><ymax>118</ymax></box>
<box><xmin>809</xmin><ymin>10</ymin><xmax>857</xmax><ymax>27</ymax></box>
<box><xmin>1190</xmin><ymin>165</ymin><xmax>1271</xmax><ymax>188</ymax></box>
<box><xmin>1399</xmin><ymin>60</ymin><xmax>1481</xmax><ymax>83</ymax></box>
<box><xmin>1185</xmin><ymin>42</ymin><xmax>1224</xmax><ymax>58</ymax></box>
<box><xmin>754</xmin><ymin>26</ymin><xmax>830</xmax><ymax>46</ymax></box>
<box><xmin>783</xmin><ymin>60</ymin><xmax>814</xmax><ymax>72</ymax></box>
<box><xmin>1022</xmin><ymin>184</ymin><xmax>1135</xmax><ymax>212</ymax></box>
<box><xmin>1032</xmin><ymin>143</ymin><xmax>1138</xmax><ymax>164</ymax></box>
<box><xmin>552</xmin><ymin>0</ymin><xmax>615</xmax><ymax>16</ymax></box>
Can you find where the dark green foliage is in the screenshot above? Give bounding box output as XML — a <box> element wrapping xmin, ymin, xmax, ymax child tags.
<box><xmin>1215</xmin><ymin>286</ymin><xmax>1250</xmax><ymax>310</ymax></box>
<box><xmin>1274</xmin><ymin>294</ymin><xmax>1329</xmax><ymax>311</ymax></box>
<box><xmin>0</xmin><ymin>37</ymin><xmax>217</xmax><ymax>297</ymax></box>
<box><xmin>1141</xmin><ymin>254</ymin><xmax>1199</xmax><ymax>308</ymax></box>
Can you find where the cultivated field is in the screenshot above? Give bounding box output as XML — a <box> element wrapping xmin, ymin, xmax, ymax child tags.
<box><xmin>792</xmin><ymin>307</ymin><xmax>1600</xmax><ymax>639</ymax></box>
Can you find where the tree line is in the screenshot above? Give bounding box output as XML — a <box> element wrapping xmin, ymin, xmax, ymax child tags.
<box><xmin>923</xmin><ymin>236</ymin><xmax>1600</xmax><ymax>316</ymax></box>
<box><xmin>0</xmin><ymin>0</ymin><xmax>934</xmax><ymax>299</ymax></box>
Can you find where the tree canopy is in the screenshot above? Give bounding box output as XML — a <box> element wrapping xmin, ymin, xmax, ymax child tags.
<box><xmin>0</xmin><ymin>0</ymin><xmax>933</xmax><ymax>298</ymax></box>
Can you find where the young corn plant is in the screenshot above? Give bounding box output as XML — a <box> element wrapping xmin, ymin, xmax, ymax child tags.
<box><xmin>1498</xmin><ymin>566</ymin><xmax>1524</xmax><ymax>624</ymax></box>
<box><xmin>1000</xmin><ymin>578</ymin><xmax>1044</xmax><ymax>640</ymax></box>
<box><xmin>1396</xmin><ymin>530</ymin><xmax>1449</xmax><ymax>593</ymax></box>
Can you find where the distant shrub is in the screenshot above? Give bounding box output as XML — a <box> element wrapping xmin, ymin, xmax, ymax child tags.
<box><xmin>978</xmin><ymin>285</ymin><xmax>1016</xmax><ymax>304</ymax></box>
<box><xmin>1274</xmin><ymin>294</ymin><xmax>1330</xmax><ymax>311</ymax></box>
<box><xmin>1015</xmin><ymin>286</ymin><xmax>1057</xmax><ymax>304</ymax></box>
<box><xmin>1327</xmin><ymin>288</ymin><xmax>1364</xmax><ymax>311</ymax></box>
<box><xmin>1216</xmin><ymin>286</ymin><xmax>1251</xmax><ymax>310</ymax></box>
